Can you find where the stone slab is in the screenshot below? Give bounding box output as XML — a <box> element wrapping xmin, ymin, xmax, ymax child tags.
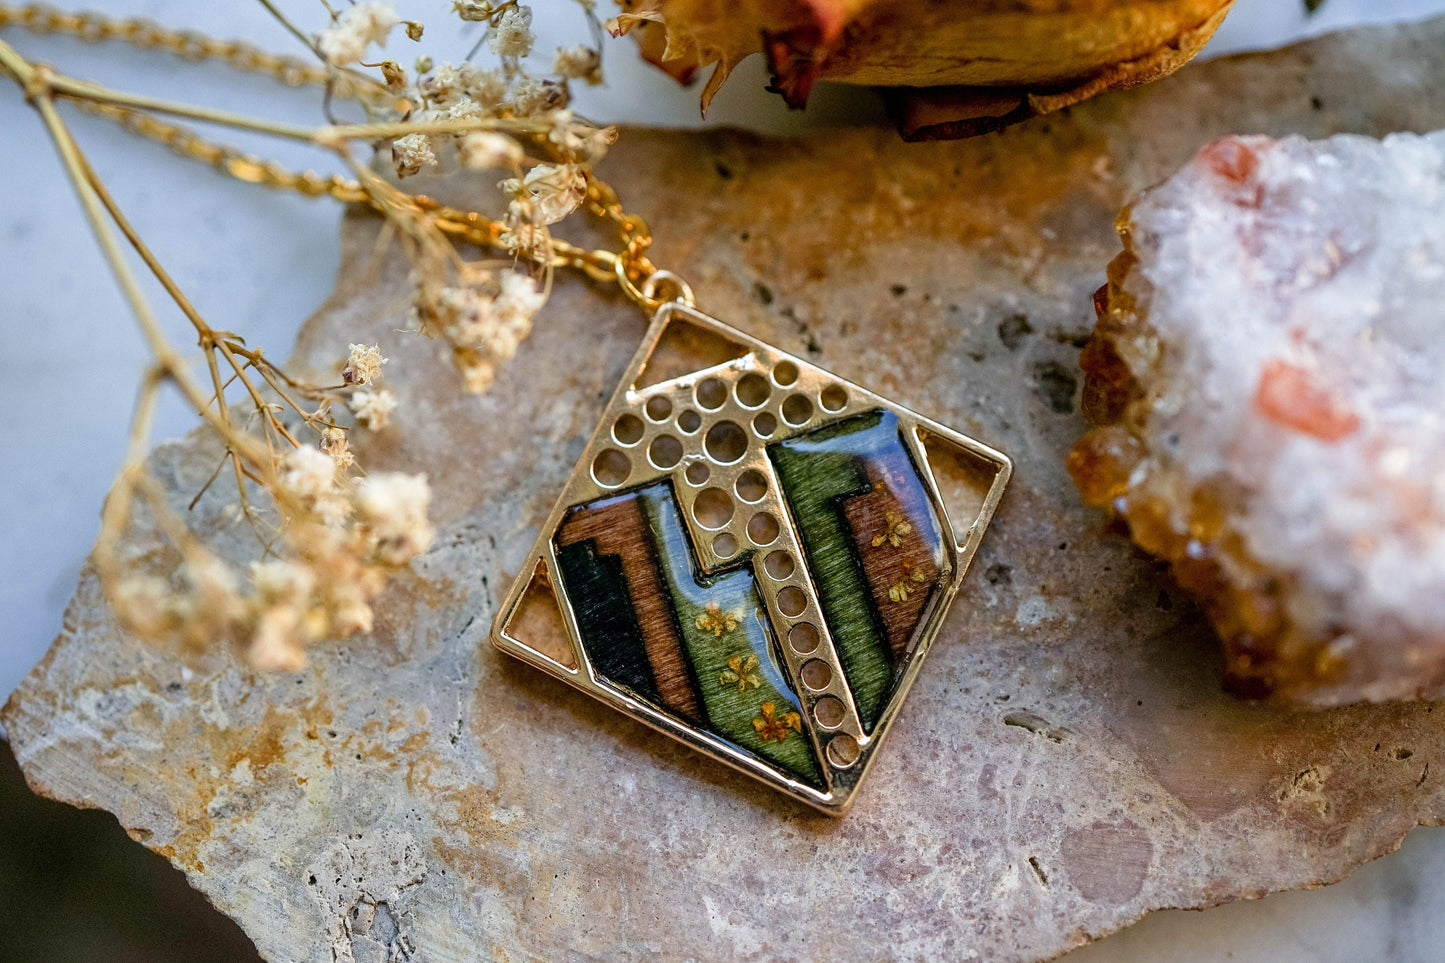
<box><xmin>6</xmin><ymin>17</ymin><xmax>1445</xmax><ymax>962</ymax></box>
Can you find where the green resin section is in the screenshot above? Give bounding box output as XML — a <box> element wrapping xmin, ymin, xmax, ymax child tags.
<box><xmin>768</xmin><ymin>410</ymin><xmax>898</xmax><ymax>730</ymax></box>
<box><xmin>638</xmin><ymin>483</ymin><xmax>825</xmax><ymax>789</ymax></box>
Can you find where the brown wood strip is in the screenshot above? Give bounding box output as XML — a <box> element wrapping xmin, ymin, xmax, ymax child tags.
<box><xmin>841</xmin><ymin>471</ymin><xmax>943</xmax><ymax>661</ymax></box>
<box><xmin>558</xmin><ymin>495</ymin><xmax>704</xmax><ymax>722</ymax></box>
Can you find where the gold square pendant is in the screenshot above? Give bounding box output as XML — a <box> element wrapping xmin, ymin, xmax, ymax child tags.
<box><xmin>491</xmin><ymin>303</ymin><xmax>1011</xmax><ymax>815</ymax></box>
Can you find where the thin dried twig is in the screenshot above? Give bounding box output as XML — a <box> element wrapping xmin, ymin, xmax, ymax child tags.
<box><xmin>1</xmin><ymin>0</ymin><xmax>624</xmax><ymax>669</ymax></box>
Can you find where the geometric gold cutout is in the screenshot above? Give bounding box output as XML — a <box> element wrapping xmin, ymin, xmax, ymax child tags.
<box><xmin>491</xmin><ymin>302</ymin><xmax>1011</xmax><ymax>815</ymax></box>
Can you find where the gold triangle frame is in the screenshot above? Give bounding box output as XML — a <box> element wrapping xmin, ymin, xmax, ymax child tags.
<box><xmin>492</xmin><ymin>302</ymin><xmax>1011</xmax><ymax>815</ymax></box>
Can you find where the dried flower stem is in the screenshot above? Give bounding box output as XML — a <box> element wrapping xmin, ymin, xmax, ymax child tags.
<box><xmin>1</xmin><ymin>2</ymin><xmax>659</xmax><ymax>670</ymax></box>
<box><xmin>20</xmin><ymin>66</ymin><xmax>215</xmax><ymax>422</ymax></box>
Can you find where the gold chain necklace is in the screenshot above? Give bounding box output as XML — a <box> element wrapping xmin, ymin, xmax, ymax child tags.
<box><xmin>2</xmin><ymin>5</ymin><xmax>1009</xmax><ymax>815</ymax></box>
<box><xmin>0</xmin><ymin>3</ymin><xmax>687</xmax><ymax>311</ymax></box>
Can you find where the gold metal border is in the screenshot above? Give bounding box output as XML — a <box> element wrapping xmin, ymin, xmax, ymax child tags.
<box><xmin>490</xmin><ymin>302</ymin><xmax>1011</xmax><ymax>815</ymax></box>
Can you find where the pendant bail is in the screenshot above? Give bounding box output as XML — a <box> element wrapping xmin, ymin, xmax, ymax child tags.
<box><xmin>615</xmin><ymin>257</ymin><xmax>695</xmax><ymax>312</ymax></box>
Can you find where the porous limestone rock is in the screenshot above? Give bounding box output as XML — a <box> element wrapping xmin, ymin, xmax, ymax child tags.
<box><xmin>6</xmin><ymin>17</ymin><xmax>1445</xmax><ymax>963</ymax></box>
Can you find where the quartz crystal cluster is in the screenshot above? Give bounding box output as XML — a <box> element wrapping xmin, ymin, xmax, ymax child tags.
<box><xmin>1070</xmin><ymin>131</ymin><xmax>1445</xmax><ymax>705</ymax></box>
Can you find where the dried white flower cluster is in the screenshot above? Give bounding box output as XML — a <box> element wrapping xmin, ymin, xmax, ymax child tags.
<box><xmin>110</xmin><ymin>341</ymin><xmax>432</xmax><ymax>671</ymax></box>
<box><xmin>115</xmin><ymin>456</ymin><xmax>434</xmax><ymax>673</ymax></box>
<box><xmin>342</xmin><ymin>342</ymin><xmax>398</xmax><ymax>429</ymax></box>
<box><xmin>553</xmin><ymin>43</ymin><xmax>602</xmax><ymax>84</ymax></box>
<box><xmin>410</xmin><ymin>268</ymin><xmax>546</xmax><ymax>392</ymax></box>
<box><xmin>104</xmin><ymin>1</ymin><xmax>615</xmax><ymax>674</ymax></box>
<box><xmin>385</xmin><ymin>50</ymin><xmax>612</xmax><ymax>184</ymax></box>
<box><xmin>507</xmin><ymin>161</ymin><xmax>588</xmax><ymax>225</ymax></box>
<box><xmin>488</xmin><ymin>7</ymin><xmax>535</xmax><ymax>58</ymax></box>
<box><xmin>391</xmin><ymin>131</ymin><xmax>437</xmax><ymax>176</ymax></box>
<box><xmin>342</xmin><ymin>342</ymin><xmax>387</xmax><ymax>385</ymax></box>
<box><xmin>328</xmin><ymin>2</ymin><xmax>616</xmax><ymax>395</ymax></box>
<box><xmin>317</xmin><ymin>1</ymin><xmax>399</xmax><ymax>67</ymax></box>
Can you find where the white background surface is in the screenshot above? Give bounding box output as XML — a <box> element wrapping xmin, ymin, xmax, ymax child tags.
<box><xmin>3</xmin><ymin>1</ymin><xmax>1445</xmax><ymax>959</ymax></box>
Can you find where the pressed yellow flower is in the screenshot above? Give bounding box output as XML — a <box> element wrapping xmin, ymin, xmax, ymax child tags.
<box><xmin>888</xmin><ymin>567</ymin><xmax>931</xmax><ymax>603</ymax></box>
<box><xmin>719</xmin><ymin>653</ymin><xmax>762</xmax><ymax>692</ymax></box>
<box><xmin>695</xmin><ymin>600</ymin><xmax>740</xmax><ymax>637</ymax></box>
<box><xmin>872</xmin><ymin>510</ymin><xmax>913</xmax><ymax>549</ymax></box>
<box><xmin>752</xmin><ymin>702</ymin><xmax>803</xmax><ymax>744</ymax></box>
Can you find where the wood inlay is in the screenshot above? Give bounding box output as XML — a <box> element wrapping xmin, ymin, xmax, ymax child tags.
<box><xmin>554</xmin><ymin>541</ymin><xmax>661</xmax><ymax>704</ymax></box>
<box><xmin>841</xmin><ymin>466</ymin><xmax>943</xmax><ymax>661</ymax></box>
<box><xmin>558</xmin><ymin>493</ymin><xmax>704</xmax><ymax>723</ymax></box>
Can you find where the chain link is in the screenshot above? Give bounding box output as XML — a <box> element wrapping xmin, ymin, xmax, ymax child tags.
<box><xmin>0</xmin><ymin>3</ymin><xmax>688</xmax><ymax>309</ymax></box>
<box><xmin>70</xmin><ymin>97</ymin><xmax>369</xmax><ymax>201</ymax></box>
<box><xmin>0</xmin><ymin>3</ymin><xmax>329</xmax><ymax>87</ymax></box>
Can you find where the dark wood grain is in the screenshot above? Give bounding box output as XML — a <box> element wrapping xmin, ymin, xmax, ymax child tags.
<box><xmin>558</xmin><ymin>493</ymin><xmax>704</xmax><ymax>723</ymax></box>
<box><xmin>841</xmin><ymin>469</ymin><xmax>943</xmax><ymax>661</ymax></box>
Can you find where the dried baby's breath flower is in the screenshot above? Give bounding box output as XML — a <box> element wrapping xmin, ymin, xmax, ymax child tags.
<box><xmin>420</xmin><ymin>62</ymin><xmax>505</xmax><ymax>113</ymax></box>
<box><xmin>248</xmin><ymin>609</ymin><xmax>308</xmax><ymax>672</ymax></box>
<box><xmin>466</xmin><ymin>68</ymin><xmax>508</xmax><ymax>112</ymax></box>
<box><xmin>349</xmin><ymin>387</ymin><xmax>398</xmax><ymax>429</ymax></box>
<box><xmin>251</xmin><ymin>558</ymin><xmax>315</xmax><ymax>606</ymax></box>
<box><xmin>110</xmin><ymin>549</ymin><xmax>244</xmax><ymax>653</ymax></box>
<box><xmin>183</xmin><ymin>553</ymin><xmax>242</xmax><ymax>616</ymax></box>
<box><xmin>508</xmin><ymin>76</ymin><xmax>567</xmax><ymax>116</ymax></box>
<box><xmin>246</xmin><ymin>562</ymin><xmax>325</xmax><ymax>660</ymax></box>
<box><xmin>392</xmin><ymin>132</ymin><xmax>439</xmax><ymax>178</ymax></box>
<box><xmin>342</xmin><ymin>343</ymin><xmax>387</xmax><ymax>386</ymax></box>
<box><xmin>354</xmin><ymin>472</ymin><xmax>436</xmax><ymax>566</ymax></box>
<box><xmin>548</xmin><ymin>111</ymin><xmax>617</xmax><ymax>163</ymax></box>
<box><xmin>279</xmin><ymin>445</ymin><xmax>338</xmax><ymax>499</ymax></box>
<box><xmin>422</xmin><ymin>62</ymin><xmax>469</xmax><ymax>107</ymax></box>
<box><xmin>498</xmin><ymin>270</ymin><xmax>546</xmax><ymax>330</ymax></box>
<box><xmin>445</xmin><ymin>99</ymin><xmax>488</xmax><ymax>130</ymax></box>
<box><xmin>459</xmin><ymin>131</ymin><xmax>524</xmax><ymax>169</ymax></box>
<box><xmin>328</xmin><ymin>579</ymin><xmax>377</xmax><ymax>637</ymax></box>
<box><xmin>553</xmin><ymin>44</ymin><xmax>602</xmax><ymax>84</ymax></box>
<box><xmin>247</xmin><ymin>559</ymin><xmax>319</xmax><ymax>672</ymax></box>
<box><xmin>114</xmin><ymin>575</ymin><xmax>172</xmax><ymax>640</ymax></box>
<box><xmin>48</xmin><ymin>0</ymin><xmax>615</xmax><ymax>677</ymax></box>
<box><xmin>510</xmin><ymin>163</ymin><xmax>587</xmax><ymax>225</ymax></box>
<box><xmin>427</xmin><ymin>270</ymin><xmax>544</xmax><ymax>392</ymax></box>
<box><xmin>454</xmin><ymin>347</ymin><xmax>499</xmax><ymax>393</ymax></box>
<box><xmin>500</xmin><ymin>197</ymin><xmax>550</xmax><ymax>258</ymax></box>
<box><xmin>317</xmin><ymin>1</ymin><xmax>398</xmax><ymax>67</ymax></box>
<box><xmin>279</xmin><ymin>445</ymin><xmax>350</xmax><ymax>528</ymax></box>
<box><xmin>433</xmin><ymin>285</ymin><xmax>496</xmax><ymax>344</ymax></box>
<box><xmin>452</xmin><ymin>0</ymin><xmax>494</xmax><ymax>22</ymax></box>
<box><xmin>379</xmin><ymin>59</ymin><xmax>408</xmax><ymax>93</ymax></box>
<box><xmin>320</xmin><ymin>426</ymin><xmax>355</xmax><ymax>472</ymax></box>
<box><xmin>430</xmin><ymin>270</ymin><xmax>542</xmax><ymax>349</ymax></box>
<box><xmin>489</xmin><ymin>7</ymin><xmax>535</xmax><ymax>59</ymax></box>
